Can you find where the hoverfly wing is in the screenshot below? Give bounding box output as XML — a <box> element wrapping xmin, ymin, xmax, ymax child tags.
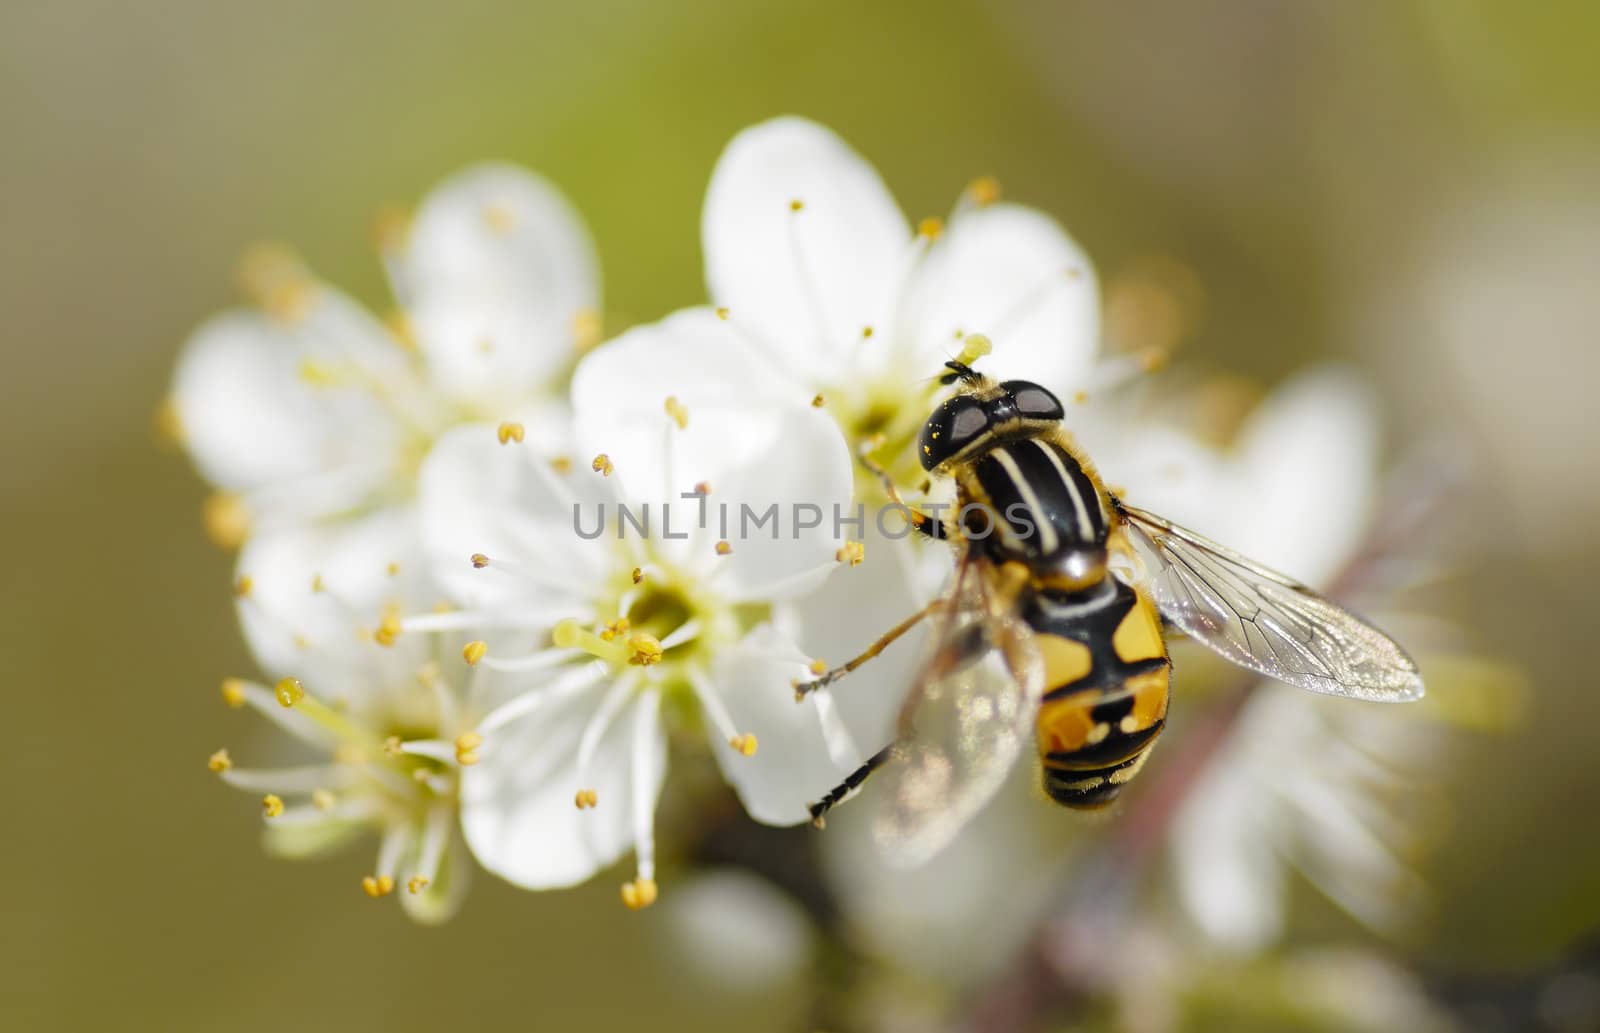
<box><xmin>870</xmin><ymin>553</ymin><xmax>1045</xmax><ymax>868</ymax></box>
<box><xmin>1116</xmin><ymin>502</ymin><xmax>1424</xmax><ymax>703</ymax></box>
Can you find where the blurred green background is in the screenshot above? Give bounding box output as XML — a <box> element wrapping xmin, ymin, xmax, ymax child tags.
<box><xmin>5</xmin><ymin>1</ymin><xmax>1600</xmax><ymax>1029</ymax></box>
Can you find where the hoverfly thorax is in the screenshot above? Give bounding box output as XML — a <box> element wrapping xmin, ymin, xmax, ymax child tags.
<box><xmin>919</xmin><ymin>367</ymin><xmax>1111</xmax><ymax>591</ymax></box>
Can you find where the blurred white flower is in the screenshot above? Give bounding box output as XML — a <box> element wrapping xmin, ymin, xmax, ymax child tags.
<box><xmin>408</xmin><ymin>315</ymin><xmax>884</xmax><ymax>907</ymax></box>
<box><xmin>1097</xmin><ymin>365</ymin><xmax>1440</xmax><ymax>952</ymax></box>
<box><xmin>659</xmin><ymin>869</ymin><xmax>817</xmax><ymax>992</ymax></box>
<box><xmin>169</xmin><ymin>163</ymin><xmax>599</xmax><ymax>554</ymax></box>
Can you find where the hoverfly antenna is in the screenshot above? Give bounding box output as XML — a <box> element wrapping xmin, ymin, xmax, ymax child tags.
<box><xmin>939</xmin><ymin>359</ymin><xmax>978</xmax><ymax>386</ymax></box>
<box><xmin>940</xmin><ymin>333</ymin><xmax>994</xmax><ymax>385</ymax></box>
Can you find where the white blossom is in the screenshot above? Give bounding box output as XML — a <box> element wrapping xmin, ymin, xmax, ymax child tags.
<box><xmin>169</xmin><ymin>163</ymin><xmax>599</xmax><ymax>552</ymax></box>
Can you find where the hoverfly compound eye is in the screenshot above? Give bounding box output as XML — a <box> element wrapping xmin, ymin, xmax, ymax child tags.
<box><xmin>919</xmin><ymin>396</ymin><xmax>990</xmax><ymax>470</ymax></box>
<box><xmin>1001</xmin><ymin>380</ymin><xmax>1066</xmax><ymax>421</ymax></box>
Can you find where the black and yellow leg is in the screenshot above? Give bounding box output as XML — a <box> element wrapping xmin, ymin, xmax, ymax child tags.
<box><xmin>808</xmin><ymin>742</ymin><xmax>895</xmax><ymax>828</ymax></box>
<box><xmin>859</xmin><ymin>449</ymin><xmax>947</xmax><ymax>541</ymax></box>
<box><xmin>793</xmin><ymin>601</ymin><xmax>939</xmax><ymax>699</ymax></box>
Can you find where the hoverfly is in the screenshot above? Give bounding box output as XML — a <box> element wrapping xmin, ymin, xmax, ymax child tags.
<box><xmin>797</xmin><ymin>356</ymin><xmax>1423</xmax><ymax>865</ymax></box>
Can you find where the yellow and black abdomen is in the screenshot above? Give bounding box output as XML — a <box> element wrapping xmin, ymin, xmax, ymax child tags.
<box><xmin>1029</xmin><ymin>578</ymin><xmax>1171</xmax><ymax>809</ymax></box>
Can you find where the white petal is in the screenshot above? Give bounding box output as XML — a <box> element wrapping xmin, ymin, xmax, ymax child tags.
<box><xmin>397</xmin><ymin>163</ymin><xmax>600</xmax><ymax>408</ymax></box>
<box><xmin>234</xmin><ymin>506</ymin><xmax>431</xmax><ymax>699</ymax></box>
<box><xmin>1087</xmin><ymin>365</ymin><xmax>1380</xmax><ymax>590</ymax></box>
<box><xmin>569</xmin><ymin>307</ymin><xmax>801</xmax><ymax>498</ymax></box>
<box><xmin>902</xmin><ymin>203</ymin><xmax>1100</xmax><ymax>392</ymax></box>
<box><xmin>171</xmin><ymin>296</ymin><xmax>408</xmax><ymax>522</ymax></box>
<box><xmin>705</xmin><ymin>625</ymin><xmax>864</xmax><ymax>826</ymax></box>
<box><xmin>571</xmin><ymin>308</ymin><xmax>853</xmax><ymax>592</ymax></box>
<box><xmin>460</xmin><ymin>678</ymin><xmax>665</xmax><ymax>889</ymax></box>
<box><xmin>417</xmin><ymin>420</ymin><xmax>608</xmax><ymax>612</ymax></box>
<box><xmin>660</xmin><ymin>869</ymin><xmax>816</xmax><ymax>990</ymax></box>
<box><xmin>703</xmin><ymin>117</ymin><xmax>910</xmax><ymax>382</ymax></box>
<box><xmin>773</xmin><ymin>525</ymin><xmax>941</xmax><ymax>747</ymax></box>
<box><xmin>1229</xmin><ymin>365</ymin><xmax>1380</xmax><ymax>585</ymax></box>
<box><xmin>1170</xmin><ymin>759</ymin><xmax>1287</xmax><ymax>952</ymax></box>
<box><xmin>694</xmin><ymin>407</ymin><xmax>854</xmax><ymax>600</ymax></box>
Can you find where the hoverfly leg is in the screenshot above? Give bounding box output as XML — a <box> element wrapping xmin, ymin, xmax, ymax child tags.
<box><xmin>859</xmin><ymin>449</ymin><xmax>948</xmax><ymax>541</ymax></box>
<box><xmin>807</xmin><ymin>742</ymin><xmax>896</xmax><ymax>828</ymax></box>
<box><xmin>793</xmin><ymin>601</ymin><xmax>941</xmax><ymax>700</ymax></box>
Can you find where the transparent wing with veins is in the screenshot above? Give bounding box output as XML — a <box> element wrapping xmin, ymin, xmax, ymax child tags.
<box><xmin>1116</xmin><ymin>501</ymin><xmax>1423</xmax><ymax>703</ymax></box>
<box><xmin>871</xmin><ymin>552</ymin><xmax>1045</xmax><ymax>868</ymax></box>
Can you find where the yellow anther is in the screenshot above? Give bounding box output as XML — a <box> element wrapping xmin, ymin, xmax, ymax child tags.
<box><xmin>262</xmin><ymin>794</ymin><xmax>284</xmax><ymax>818</ymax></box>
<box><xmin>454</xmin><ymin>731</ymin><xmax>483</xmax><ymax>766</ymax></box>
<box><xmin>383</xmin><ymin>736</ymin><xmax>404</xmax><ymax>758</ymax></box>
<box><xmin>599</xmin><ymin>617</ymin><xmax>631</xmax><ymax>642</ymax></box>
<box><xmin>836</xmin><ymin>540</ymin><xmax>866</xmax><ymax>566</ymax></box>
<box><xmin>462</xmin><ymin>640</ymin><xmax>488</xmax><ymax>666</ymax></box>
<box><xmin>789</xmin><ymin>199</ymin><xmax>804</xmax><ymax>212</ymax></box>
<box><xmin>497</xmin><ymin>421</ymin><xmax>525</xmax><ymax>445</ymax></box>
<box><xmin>917</xmin><ymin>216</ymin><xmax>944</xmax><ymax>240</ymax></box>
<box><xmin>207</xmin><ymin>749</ymin><xmax>232</xmax><ymax>773</ymax></box>
<box><xmin>1138</xmin><ymin>346</ymin><xmax>1171</xmax><ymax>374</ymax></box>
<box><xmin>572</xmin><ymin>307</ymin><xmax>603</xmax><ymax>352</ymax></box>
<box><xmin>591</xmin><ymin>453</ymin><xmax>614</xmax><ymax>477</ymax></box>
<box><xmin>968</xmin><ymin>175</ymin><xmax>1002</xmax><ymax>207</ymax></box>
<box><xmin>362</xmin><ymin>874</ymin><xmax>396</xmax><ymax>898</ymax></box>
<box><xmin>715</xmin><ymin>540</ymin><xmax>732</xmax><ymax>556</ymax></box>
<box><xmin>220</xmin><ymin>678</ymin><xmax>247</xmax><ymax>708</ymax></box>
<box><xmin>631</xmin><ymin>567</ymin><xmax>644</xmax><ymax>585</ymax></box>
<box><xmin>811</xmin><ymin>394</ymin><xmax>826</xmax><ymax>408</ymax></box>
<box><xmin>471</xmin><ymin>553</ymin><xmax>490</xmax><ymax>569</ymax></box>
<box><xmin>238</xmin><ymin>243</ymin><xmax>315</xmax><ymax>323</ymax></box>
<box><xmin>664</xmin><ymin>396</ymin><xmax>689</xmax><ymax>430</ymax></box>
<box><xmin>373</xmin><ymin>206</ymin><xmax>412</xmax><ymax>255</ymax></box>
<box><xmin>408</xmin><ymin>876</ymin><xmax>430</xmax><ymax>895</ymax></box>
<box><xmin>373</xmin><ymin>611</ymin><xmax>402</xmax><ymax>647</ymax></box>
<box><xmin>627</xmin><ymin>633</ymin><xmax>664</xmax><ymax>667</ymax></box>
<box><xmin>574</xmin><ymin>788</ymin><xmax>599</xmax><ymax>810</ymax></box>
<box><xmin>311</xmin><ymin>788</ymin><xmax>336</xmax><ymax>811</ymax></box>
<box><xmin>728</xmin><ymin>734</ymin><xmax>758</xmax><ymax>757</ymax></box>
<box><xmin>715</xmin><ymin>306</ymin><xmax>730</xmax><ymax>320</ymax></box>
<box><xmin>621</xmin><ymin>877</ymin><xmax>659</xmax><ymax>910</ymax></box>
<box><xmin>809</xmin><ymin>659</ymin><xmax>829</xmax><ymax>676</ymax></box>
<box><xmin>201</xmin><ymin>492</ymin><xmax>248</xmax><ymax>550</ymax></box>
<box><xmin>233</xmin><ymin>575</ymin><xmax>254</xmax><ymax>598</ymax></box>
<box><xmin>297</xmin><ymin>358</ymin><xmax>341</xmax><ymax>388</ymax></box>
<box><xmin>482</xmin><ymin>203</ymin><xmax>517</xmax><ymax>234</ymax></box>
<box><xmin>956</xmin><ymin>333</ymin><xmax>993</xmax><ymax>366</ymax></box>
<box><xmin>1072</xmin><ymin>390</ymin><xmax>1089</xmax><ymax>405</ymax></box>
<box><xmin>153</xmin><ymin>396</ymin><xmax>183</xmax><ymax>447</ymax></box>
<box><xmin>861</xmin><ymin>326</ymin><xmax>874</xmax><ymax>339</ymax></box>
<box><xmin>550</xmin><ymin>455</ymin><xmax>573</xmax><ymax>474</ymax></box>
<box><xmin>310</xmin><ymin>573</ymin><xmax>325</xmax><ymax>593</ymax></box>
<box><xmin>274</xmin><ymin>677</ymin><xmax>304</xmax><ymax>708</ymax></box>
